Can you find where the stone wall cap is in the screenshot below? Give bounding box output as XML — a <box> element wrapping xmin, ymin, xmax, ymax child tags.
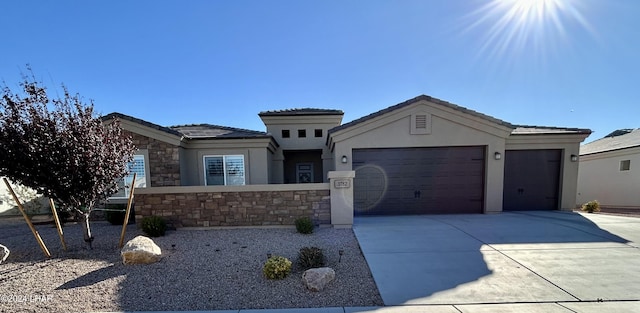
<box><xmin>327</xmin><ymin>171</ymin><xmax>356</xmax><ymax>179</ymax></box>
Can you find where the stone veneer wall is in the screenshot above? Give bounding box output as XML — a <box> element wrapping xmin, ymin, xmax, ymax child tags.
<box><xmin>135</xmin><ymin>186</ymin><xmax>331</xmax><ymax>227</ymax></box>
<box><xmin>126</xmin><ymin>131</ymin><xmax>181</xmax><ymax>187</ymax></box>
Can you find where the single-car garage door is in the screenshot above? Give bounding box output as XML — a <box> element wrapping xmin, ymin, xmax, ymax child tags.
<box><xmin>503</xmin><ymin>149</ymin><xmax>561</xmax><ymax>211</ymax></box>
<box><xmin>353</xmin><ymin>146</ymin><xmax>485</xmax><ymax>215</ymax></box>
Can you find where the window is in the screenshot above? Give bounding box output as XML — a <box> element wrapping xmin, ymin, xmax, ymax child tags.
<box><xmin>298</xmin><ymin>129</ymin><xmax>306</xmax><ymax>138</ymax></box>
<box><xmin>112</xmin><ymin>154</ymin><xmax>147</xmax><ymax>198</ymax></box>
<box><xmin>314</xmin><ymin>129</ymin><xmax>323</xmax><ymax>137</ymax></box>
<box><xmin>204</xmin><ymin>155</ymin><xmax>245</xmax><ymax>186</ymax></box>
<box><xmin>620</xmin><ymin>160</ymin><xmax>631</xmax><ymax>171</ymax></box>
<box><xmin>282</xmin><ymin>129</ymin><xmax>290</xmax><ymax>138</ymax></box>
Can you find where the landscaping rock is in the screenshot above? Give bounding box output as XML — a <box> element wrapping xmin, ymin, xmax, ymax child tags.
<box><xmin>302</xmin><ymin>267</ymin><xmax>335</xmax><ymax>291</ymax></box>
<box><xmin>0</xmin><ymin>244</ymin><xmax>8</xmax><ymax>264</ymax></box>
<box><xmin>121</xmin><ymin>236</ymin><xmax>161</xmax><ymax>265</ymax></box>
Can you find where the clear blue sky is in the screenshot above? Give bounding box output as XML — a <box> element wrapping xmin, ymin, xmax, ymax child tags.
<box><xmin>1</xmin><ymin>0</ymin><xmax>638</xmax><ymax>143</ymax></box>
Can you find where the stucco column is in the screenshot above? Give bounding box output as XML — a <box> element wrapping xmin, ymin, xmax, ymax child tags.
<box><xmin>328</xmin><ymin>170</ymin><xmax>355</xmax><ymax>228</ymax></box>
<box><xmin>485</xmin><ymin>142</ymin><xmax>506</xmax><ymax>213</ymax></box>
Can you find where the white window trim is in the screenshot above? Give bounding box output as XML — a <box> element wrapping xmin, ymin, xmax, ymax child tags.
<box><xmin>110</xmin><ymin>153</ymin><xmax>149</xmax><ymax>199</ymax></box>
<box><xmin>203</xmin><ymin>155</ymin><xmax>246</xmax><ymax>186</ymax></box>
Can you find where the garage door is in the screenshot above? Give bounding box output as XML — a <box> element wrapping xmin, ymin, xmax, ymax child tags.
<box><xmin>503</xmin><ymin>149</ymin><xmax>561</xmax><ymax>211</ymax></box>
<box><xmin>353</xmin><ymin>146</ymin><xmax>485</xmax><ymax>215</ymax></box>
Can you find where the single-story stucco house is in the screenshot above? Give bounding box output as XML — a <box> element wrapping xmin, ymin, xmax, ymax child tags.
<box><xmin>98</xmin><ymin>94</ymin><xmax>591</xmax><ymax>227</ymax></box>
<box><xmin>577</xmin><ymin>129</ymin><xmax>640</xmax><ymax>210</ymax></box>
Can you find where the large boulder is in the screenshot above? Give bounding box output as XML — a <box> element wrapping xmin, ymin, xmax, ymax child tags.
<box><xmin>0</xmin><ymin>244</ymin><xmax>9</xmax><ymax>264</ymax></box>
<box><xmin>302</xmin><ymin>267</ymin><xmax>335</xmax><ymax>291</ymax></box>
<box><xmin>121</xmin><ymin>236</ymin><xmax>162</xmax><ymax>265</ymax></box>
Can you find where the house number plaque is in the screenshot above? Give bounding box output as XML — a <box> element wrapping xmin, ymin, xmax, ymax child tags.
<box><xmin>334</xmin><ymin>179</ymin><xmax>350</xmax><ymax>188</ymax></box>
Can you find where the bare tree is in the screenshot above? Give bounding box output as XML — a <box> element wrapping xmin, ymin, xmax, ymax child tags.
<box><xmin>0</xmin><ymin>68</ymin><xmax>135</xmax><ymax>248</ymax></box>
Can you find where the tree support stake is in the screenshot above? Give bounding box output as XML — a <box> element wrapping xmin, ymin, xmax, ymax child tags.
<box><xmin>119</xmin><ymin>173</ymin><xmax>137</xmax><ymax>248</ymax></box>
<box><xmin>3</xmin><ymin>178</ymin><xmax>51</xmax><ymax>258</ymax></box>
<box><xmin>49</xmin><ymin>199</ymin><xmax>67</xmax><ymax>251</ymax></box>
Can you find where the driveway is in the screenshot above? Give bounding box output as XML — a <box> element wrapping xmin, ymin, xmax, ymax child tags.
<box><xmin>353</xmin><ymin>211</ymin><xmax>640</xmax><ymax>308</ymax></box>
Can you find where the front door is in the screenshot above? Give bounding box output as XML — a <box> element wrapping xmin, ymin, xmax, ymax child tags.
<box><xmin>296</xmin><ymin>163</ymin><xmax>314</xmax><ymax>183</ymax></box>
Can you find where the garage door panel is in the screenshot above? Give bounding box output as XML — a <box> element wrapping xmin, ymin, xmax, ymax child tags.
<box><xmin>354</xmin><ymin>146</ymin><xmax>485</xmax><ymax>215</ymax></box>
<box><xmin>503</xmin><ymin>149</ymin><xmax>561</xmax><ymax>211</ymax></box>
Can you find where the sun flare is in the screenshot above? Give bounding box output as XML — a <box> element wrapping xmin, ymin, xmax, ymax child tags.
<box><xmin>460</xmin><ymin>0</ymin><xmax>594</xmax><ymax>63</ymax></box>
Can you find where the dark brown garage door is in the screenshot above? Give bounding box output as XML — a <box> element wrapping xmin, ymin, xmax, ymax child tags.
<box><xmin>503</xmin><ymin>149</ymin><xmax>561</xmax><ymax>211</ymax></box>
<box><xmin>353</xmin><ymin>146</ymin><xmax>485</xmax><ymax>215</ymax></box>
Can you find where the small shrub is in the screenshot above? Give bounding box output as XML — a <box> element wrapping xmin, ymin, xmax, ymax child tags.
<box><xmin>582</xmin><ymin>200</ymin><xmax>601</xmax><ymax>213</ymax></box>
<box><xmin>105</xmin><ymin>211</ymin><xmax>125</xmax><ymax>225</ymax></box>
<box><xmin>298</xmin><ymin>246</ymin><xmax>325</xmax><ymax>270</ymax></box>
<box><xmin>295</xmin><ymin>217</ymin><xmax>314</xmax><ymax>234</ymax></box>
<box><xmin>141</xmin><ymin>216</ymin><xmax>167</xmax><ymax>237</ymax></box>
<box><xmin>105</xmin><ymin>206</ymin><xmax>126</xmax><ymax>225</ymax></box>
<box><xmin>263</xmin><ymin>255</ymin><xmax>292</xmax><ymax>280</ymax></box>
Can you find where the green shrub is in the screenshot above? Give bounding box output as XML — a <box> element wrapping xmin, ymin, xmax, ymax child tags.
<box><xmin>295</xmin><ymin>217</ymin><xmax>314</xmax><ymax>234</ymax></box>
<box><xmin>140</xmin><ymin>216</ymin><xmax>167</xmax><ymax>237</ymax></box>
<box><xmin>581</xmin><ymin>200</ymin><xmax>601</xmax><ymax>213</ymax></box>
<box><xmin>298</xmin><ymin>246</ymin><xmax>324</xmax><ymax>270</ymax></box>
<box><xmin>263</xmin><ymin>255</ymin><xmax>292</xmax><ymax>280</ymax></box>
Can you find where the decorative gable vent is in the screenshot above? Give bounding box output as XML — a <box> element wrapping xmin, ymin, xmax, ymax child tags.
<box><xmin>415</xmin><ymin>114</ymin><xmax>428</xmax><ymax>129</ymax></box>
<box><xmin>411</xmin><ymin>112</ymin><xmax>431</xmax><ymax>135</ymax></box>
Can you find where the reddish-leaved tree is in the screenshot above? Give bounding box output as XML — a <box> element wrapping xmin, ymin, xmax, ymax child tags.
<box><xmin>0</xmin><ymin>69</ymin><xmax>135</xmax><ymax>248</ymax></box>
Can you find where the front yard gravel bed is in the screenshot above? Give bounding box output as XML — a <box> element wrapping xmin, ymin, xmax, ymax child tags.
<box><xmin>0</xmin><ymin>219</ymin><xmax>383</xmax><ymax>312</ymax></box>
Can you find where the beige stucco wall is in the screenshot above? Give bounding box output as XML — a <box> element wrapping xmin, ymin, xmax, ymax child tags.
<box><xmin>180</xmin><ymin>141</ymin><xmax>273</xmax><ymax>186</ymax></box>
<box><xmin>261</xmin><ymin>115</ymin><xmax>342</xmax><ymax>151</ymax></box>
<box><xmin>577</xmin><ymin>147</ymin><xmax>640</xmax><ymax>208</ymax></box>
<box><xmin>261</xmin><ymin>114</ymin><xmax>342</xmax><ymax>183</ymax></box>
<box><xmin>329</xmin><ymin>100</ymin><xmax>512</xmax><ymax>213</ymax></box>
<box><xmin>506</xmin><ymin>136</ymin><xmax>585</xmax><ymax>211</ymax></box>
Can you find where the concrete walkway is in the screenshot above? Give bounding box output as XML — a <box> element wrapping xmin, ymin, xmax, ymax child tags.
<box><xmin>352</xmin><ymin>211</ymin><xmax>640</xmax><ymax>311</ymax></box>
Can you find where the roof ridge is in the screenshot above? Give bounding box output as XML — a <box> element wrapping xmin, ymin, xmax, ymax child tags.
<box><xmin>170</xmin><ymin>123</ymin><xmax>266</xmax><ymax>135</ymax></box>
<box><xmin>102</xmin><ymin>112</ymin><xmax>183</xmax><ymax>137</ymax></box>
<box><xmin>329</xmin><ymin>94</ymin><xmax>515</xmax><ymax>134</ymax></box>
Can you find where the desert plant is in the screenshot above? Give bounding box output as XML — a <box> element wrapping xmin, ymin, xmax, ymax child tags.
<box><xmin>141</xmin><ymin>216</ymin><xmax>167</xmax><ymax>237</ymax></box>
<box><xmin>263</xmin><ymin>255</ymin><xmax>292</xmax><ymax>280</ymax></box>
<box><xmin>298</xmin><ymin>246</ymin><xmax>325</xmax><ymax>270</ymax></box>
<box><xmin>295</xmin><ymin>216</ymin><xmax>314</xmax><ymax>234</ymax></box>
<box><xmin>581</xmin><ymin>200</ymin><xmax>601</xmax><ymax>213</ymax></box>
<box><xmin>105</xmin><ymin>205</ymin><xmax>127</xmax><ymax>225</ymax></box>
<box><xmin>105</xmin><ymin>211</ymin><xmax>125</xmax><ymax>225</ymax></box>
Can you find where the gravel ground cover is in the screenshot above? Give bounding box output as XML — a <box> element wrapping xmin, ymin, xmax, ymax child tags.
<box><xmin>0</xmin><ymin>219</ymin><xmax>383</xmax><ymax>313</ymax></box>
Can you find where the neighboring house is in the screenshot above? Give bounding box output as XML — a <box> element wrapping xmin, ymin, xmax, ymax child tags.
<box><xmin>0</xmin><ymin>178</ymin><xmax>50</xmax><ymax>216</ymax></box>
<box><xmin>103</xmin><ymin>94</ymin><xmax>591</xmax><ymax>220</ymax></box>
<box><xmin>577</xmin><ymin>129</ymin><xmax>640</xmax><ymax>209</ymax></box>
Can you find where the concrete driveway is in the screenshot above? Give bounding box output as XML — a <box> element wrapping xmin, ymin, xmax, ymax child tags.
<box><xmin>353</xmin><ymin>211</ymin><xmax>640</xmax><ymax>310</ymax></box>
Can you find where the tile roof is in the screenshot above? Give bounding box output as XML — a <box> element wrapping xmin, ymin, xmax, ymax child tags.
<box><xmin>170</xmin><ymin>124</ymin><xmax>269</xmax><ymax>139</ymax></box>
<box><xmin>580</xmin><ymin>128</ymin><xmax>640</xmax><ymax>155</ymax></box>
<box><xmin>327</xmin><ymin>95</ymin><xmax>592</xmax><ymax>136</ymax></box>
<box><xmin>259</xmin><ymin>108</ymin><xmax>344</xmax><ymax>116</ymax></box>
<box><xmin>329</xmin><ymin>95</ymin><xmax>514</xmax><ymax>134</ymax></box>
<box><xmin>511</xmin><ymin>126</ymin><xmax>592</xmax><ymax>135</ymax></box>
<box><xmin>102</xmin><ymin>112</ymin><xmax>268</xmax><ymax>140</ymax></box>
<box><xmin>102</xmin><ymin>112</ymin><xmax>183</xmax><ymax>137</ymax></box>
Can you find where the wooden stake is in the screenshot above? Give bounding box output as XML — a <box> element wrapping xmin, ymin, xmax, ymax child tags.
<box><xmin>49</xmin><ymin>199</ymin><xmax>67</xmax><ymax>251</ymax></box>
<box><xmin>118</xmin><ymin>173</ymin><xmax>137</xmax><ymax>248</ymax></box>
<box><xmin>2</xmin><ymin>178</ymin><xmax>51</xmax><ymax>258</ymax></box>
